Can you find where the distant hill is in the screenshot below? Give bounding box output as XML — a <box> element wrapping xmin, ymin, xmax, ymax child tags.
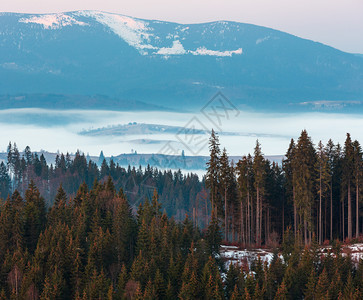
<box><xmin>0</xmin><ymin>94</ymin><xmax>169</xmax><ymax>111</ymax></box>
<box><xmin>0</xmin><ymin>11</ymin><xmax>362</xmax><ymax>111</ymax></box>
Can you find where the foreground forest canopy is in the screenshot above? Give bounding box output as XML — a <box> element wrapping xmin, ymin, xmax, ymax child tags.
<box><xmin>0</xmin><ymin>128</ymin><xmax>362</xmax><ymax>246</ymax></box>
<box><xmin>0</xmin><ymin>180</ymin><xmax>362</xmax><ymax>299</ymax></box>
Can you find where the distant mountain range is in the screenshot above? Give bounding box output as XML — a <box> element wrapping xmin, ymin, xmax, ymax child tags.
<box><xmin>0</xmin><ymin>11</ymin><xmax>363</xmax><ymax>112</ymax></box>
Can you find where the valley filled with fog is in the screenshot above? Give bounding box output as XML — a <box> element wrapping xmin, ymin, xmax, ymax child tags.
<box><xmin>1</xmin><ymin>108</ymin><xmax>362</xmax><ymax>160</ymax></box>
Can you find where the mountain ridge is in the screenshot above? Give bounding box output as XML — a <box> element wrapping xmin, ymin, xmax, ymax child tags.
<box><xmin>0</xmin><ymin>11</ymin><xmax>362</xmax><ymax>111</ymax></box>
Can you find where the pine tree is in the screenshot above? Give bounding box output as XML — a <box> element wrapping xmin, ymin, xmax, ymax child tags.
<box><xmin>143</xmin><ymin>280</ymin><xmax>156</xmax><ymax>299</ymax></box>
<box><xmin>230</xmin><ymin>283</ymin><xmax>241</xmax><ymax>300</ymax></box>
<box><xmin>48</xmin><ymin>184</ymin><xmax>68</xmax><ymax>227</ymax></box>
<box><xmin>328</xmin><ymin>270</ymin><xmax>343</xmax><ymax>299</ymax></box>
<box><xmin>206</xmin><ymin>129</ymin><xmax>221</xmax><ymax>213</ymax></box>
<box><xmin>23</xmin><ymin>181</ymin><xmax>46</xmax><ymax>253</ymax></box>
<box><xmin>205</xmin><ymin>209</ymin><xmax>222</xmax><ymax>257</ymax></box>
<box><xmin>283</xmin><ymin>139</ymin><xmax>297</xmax><ymax>237</ymax></box>
<box><xmin>220</xmin><ymin>148</ymin><xmax>232</xmax><ymax>241</ymax></box>
<box><xmin>352</xmin><ymin>140</ymin><xmax>362</xmax><ymax>238</ymax></box>
<box><xmin>342</xmin><ymin>133</ymin><xmax>354</xmax><ymax>240</ymax></box>
<box><xmin>343</xmin><ymin>273</ymin><xmax>355</xmax><ymax>299</ymax></box>
<box><xmin>294</xmin><ymin>130</ymin><xmax>316</xmax><ymax>245</ymax></box>
<box><xmin>253</xmin><ymin>140</ymin><xmax>265</xmax><ymax>246</ymax></box>
<box><xmin>274</xmin><ymin>280</ymin><xmax>288</xmax><ymax>300</ymax></box>
<box><xmin>325</xmin><ymin>139</ymin><xmax>336</xmax><ymax>240</ymax></box>
<box><xmin>225</xmin><ymin>262</ymin><xmax>239</xmax><ymax>299</ymax></box>
<box><xmin>116</xmin><ymin>264</ymin><xmax>128</xmax><ymax>300</ymax></box>
<box><xmin>154</xmin><ymin>269</ymin><xmax>165</xmax><ymax>299</ymax></box>
<box><xmin>0</xmin><ymin>162</ymin><xmax>11</xmax><ymax>199</ymax></box>
<box><xmin>315</xmin><ymin>268</ymin><xmax>329</xmax><ymax>299</ymax></box>
<box><xmin>113</xmin><ymin>193</ymin><xmax>136</xmax><ymax>267</ymax></box>
<box><xmin>315</xmin><ymin>141</ymin><xmax>330</xmax><ymax>244</ymax></box>
<box><xmin>304</xmin><ymin>269</ymin><xmax>316</xmax><ymax>300</ymax></box>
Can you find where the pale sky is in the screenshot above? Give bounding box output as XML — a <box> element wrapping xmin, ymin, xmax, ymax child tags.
<box><xmin>1</xmin><ymin>0</ymin><xmax>363</xmax><ymax>54</ymax></box>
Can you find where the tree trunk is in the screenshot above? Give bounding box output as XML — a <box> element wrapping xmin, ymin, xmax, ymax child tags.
<box><xmin>232</xmin><ymin>203</ymin><xmax>235</xmax><ymax>242</ymax></box>
<box><xmin>240</xmin><ymin>201</ymin><xmax>244</xmax><ymax>245</ymax></box>
<box><xmin>224</xmin><ymin>187</ymin><xmax>227</xmax><ymax>241</ymax></box>
<box><xmin>293</xmin><ymin>186</ymin><xmax>297</xmax><ymax>238</ymax></box>
<box><xmin>356</xmin><ymin>178</ymin><xmax>359</xmax><ymax>238</ymax></box>
<box><xmin>330</xmin><ymin>180</ymin><xmax>333</xmax><ymax>240</ymax></box>
<box><xmin>267</xmin><ymin>207</ymin><xmax>270</xmax><ymax>244</ymax></box>
<box><xmin>304</xmin><ymin>218</ymin><xmax>308</xmax><ymax>246</ymax></box>
<box><xmin>319</xmin><ymin>170</ymin><xmax>322</xmax><ymax>244</ymax></box>
<box><xmin>249</xmin><ymin>190</ymin><xmax>252</xmax><ymax>245</ymax></box>
<box><xmin>256</xmin><ymin>188</ymin><xmax>260</xmax><ymax>245</ymax></box>
<box><xmin>246</xmin><ymin>198</ymin><xmax>249</xmax><ymax>245</ymax></box>
<box><xmin>348</xmin><ymin>182</ymin><xmax>352</xmax><ymax>239</ymax></box>
<box><xmin>260</xmin><ymin>197</ymin><xmax>263</xmax><ymax>245</ymax></box>
<box><xmin>342</xmin><ymin>197</ymin><xmax>345</xmax><ymax>240</ymax></box>
<box><xmin>205</xmin><ymin>195</ymin><xmax>209</xmax><ymax>229</ymax></box>
<box><xmin>282</xmin><ymin>201</ymin><xmax>285</xmax><ymax>236</ymax></box>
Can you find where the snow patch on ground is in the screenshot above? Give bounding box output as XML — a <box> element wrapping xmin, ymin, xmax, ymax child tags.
<box><xmin>221</xmin><ymin>243</ymin><xmax>363</xmax><ymax>270</ymax></box>
<box><xmin>19</xmin><ymin>13</ymin><xmax>88</xmax><ymax>29</ymax></box>
<box><xmin>221</xmin><ymin>245</ymin><xmax>275</xmax><ymax>269</ymax></box>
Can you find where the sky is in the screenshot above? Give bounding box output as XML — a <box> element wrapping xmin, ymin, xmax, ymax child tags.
<box><xmin>1</xmin><ymin>0</ymin><xmax>363</xmax><ymax>54</ymax></box>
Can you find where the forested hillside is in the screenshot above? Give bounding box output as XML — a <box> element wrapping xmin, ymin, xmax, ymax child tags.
<box><xmin>0</xmin><ymin>130</ymin><xmax>362</xmax><ymax>299</ymax></box>
<box><xmin>0</xmin><ymin>128</ymin><xmax>362</xmax><ymax>244</ymax></box>
<box><xmin>0</xmin><ymin>176</ymin><xmax>362</xmax><ymax>299</ymax></box>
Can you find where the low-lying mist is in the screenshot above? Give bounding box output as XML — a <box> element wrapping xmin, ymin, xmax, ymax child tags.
<box><xmin>0</xmin><ymin>108</ymin><xmax>362</xmax><ymax>159</ymax></box>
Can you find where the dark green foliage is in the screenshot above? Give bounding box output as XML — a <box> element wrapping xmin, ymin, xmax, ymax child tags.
<box><xmin>206</xmin><ymin>209</ymin><xmax>222</xmax><ymax>257</ymax></box>
<box><xmin>0</xmin><ymin>131</ymin><xmax>363</xmax><ymax>299</ymax></box>
<box><xmin>24</xmin><ymin>181</ymin><xmax>46</xmax><ymax>253</ymax></box>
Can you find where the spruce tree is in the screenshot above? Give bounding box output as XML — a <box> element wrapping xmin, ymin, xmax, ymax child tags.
<box><xmin>219</xmin><ymin>148</ymin><xmax>232</xmax><ymax>241</ymax></box>
<box><xmin>315</xmin><ymin>141</ymin><xmax>330</xmax><ymax>244</ymax></box>
<box><xmin>253</xmin><ymin>140</ymin><xmax>265</xmax><ymax>246</ymax></box>
<box><xmin>205</xmin><ymin>209</ymin><xmax>222</xmax><ymax>257</ymax></box>
<box><xmin>274</xmin><ymin>280</ymin><xmax>288</xmax><ymax>300</ymax></box>
<box><xmin>342</xmin><ymin>133</ymin><xmax>354</xmax><ymax>240</ymax></box>
<box><xmin>294</xmin><ymin>130</ymin><xmax>316</xmax><ymax>245</ymax></box>
<box><xmin>352</xmin><ymin>140</ymin><xmax>362</xmax><ymax>238</ymax></box>
<box><xmin>206</xmin><ymin>129</ymin><xmax>221</xmax><ymax>213</ymax></box>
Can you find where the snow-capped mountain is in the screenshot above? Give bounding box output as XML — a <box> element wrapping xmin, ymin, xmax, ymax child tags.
<box><xmin>0</xmin><ymin>11</ymin><xmax>363</xmax><ymax>111</ymax></box>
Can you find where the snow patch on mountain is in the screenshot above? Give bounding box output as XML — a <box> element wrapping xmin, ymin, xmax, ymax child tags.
<box><xmin>156</xmin><ymin>40</ymin><xmax>186</xmax><ymax>55</ymax></box>
<box><xmin>19</xmin><ymin>13</ymin><xmax>88</xmax><ymax>29</ymax></box>
<box><xmin>256</xmin><ymin>36</ymin><xmax>270</xmax><ymax>45</ymax></box>
<box><xmin>190</xmin><ymin>47</ymin><xmax>242</xmax><ymax>57</ymax></box>
<box><xmin>155</xmin><ymin>40</ymin><xmax>242</xmax><ymax>57</ymax></box>
<box><xmin>18</xmin><ymin>11</ymin><xmax>243</xmax><ymax>57</ymax></box>
<box><xmin>77</xmin><ymin>11</ymin><xmax>156</xmax><ymax>52</ymax></box>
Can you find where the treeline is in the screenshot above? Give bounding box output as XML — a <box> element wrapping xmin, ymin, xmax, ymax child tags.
<box><xmin>206</xmin><ymin>129</ymin><xmax>362</xmax><ymax>246</ymax></box>
<box><xmin>0</xmin><ymin>143</ymin><xmax>205</xmax><ymax>221</ymax></box>
<box><xmin>1</xmin><ymin>127</ymin><xmax>362</xmax><ymax>247</ymax></box>
<box><xmin>0</xmin><ymin>181</ymin><xmax>362</xmax><ymax>299</ymax></box>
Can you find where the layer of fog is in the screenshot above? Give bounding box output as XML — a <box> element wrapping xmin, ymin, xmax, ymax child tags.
<box><xmin>0</xmin><ymin>108</ymin><xmax>362</xmax><ymax>160</ymax></box>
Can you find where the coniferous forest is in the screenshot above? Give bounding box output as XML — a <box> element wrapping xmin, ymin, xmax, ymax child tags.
<box><xmin>0</xmin><ymin>129</ymin><xmax>362</xmax><ymax>299</ymax></box>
